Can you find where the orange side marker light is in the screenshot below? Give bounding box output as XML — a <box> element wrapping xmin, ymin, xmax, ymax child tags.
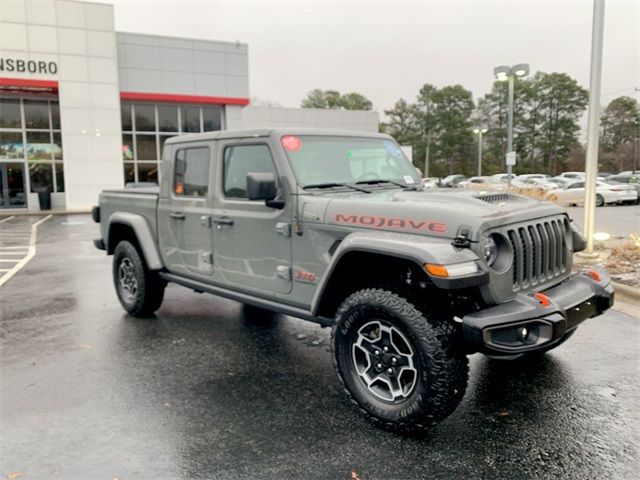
<box><xmin>425</xmin><ymin>264</ymin><xmax>448</xmax><ymax>277</ymax></box>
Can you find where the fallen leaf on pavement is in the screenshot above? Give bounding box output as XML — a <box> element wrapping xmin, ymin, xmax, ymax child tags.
<box><xmin>7</xmin><ymin>472</ymin><xmax>25</xmax><ymax>479</ymax></box>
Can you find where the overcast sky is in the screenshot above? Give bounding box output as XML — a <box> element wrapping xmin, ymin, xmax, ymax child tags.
<box><xmin>101</xmin><ymin>0</ymin><xmax>638</xmax><ymax>112</ymax></box>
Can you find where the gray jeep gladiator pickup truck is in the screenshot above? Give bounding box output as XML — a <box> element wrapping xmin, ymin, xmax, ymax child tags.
<box><xmin>93</xmin><ymin>128</ymin><xmax>614</xmax><ymax>431</ymax></box>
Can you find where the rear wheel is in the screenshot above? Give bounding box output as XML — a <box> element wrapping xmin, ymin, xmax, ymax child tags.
<box><xmin>332</xmin><ymin>288</ymin><xmax>468</xmax><ymax>432</ymax></box>
<box><xmin>113</xmin><ymin>240</ymin><xmax>166</xmax><ymax>317</ymax></box>
<box><xmin>596</xmin><ymin>194</ymin><xmax>605</xmax><ymax>207</ymax></box>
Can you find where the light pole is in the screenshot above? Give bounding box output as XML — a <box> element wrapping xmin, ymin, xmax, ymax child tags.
<box><xmin>579</xmin><ymin>0</ymin><xmax>606</xmax><ymax>258</ymax></box>
<box><xmin>473</xmin><ymin>128</ymin><xmax>487</xmax><ymax>176</ymax></box>
<box><xmin>494</xmin><ymin>63</ymin><xmax>529</xmax><ymax>188</ymax></box>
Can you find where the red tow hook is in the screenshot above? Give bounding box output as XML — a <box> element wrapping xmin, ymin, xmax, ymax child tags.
<box><xmin>533</xmin><ymin>292</ymin><xmax>551</xmax><ymax>307</ymax></box>
<box><xmin>584</xmin><ymin>269</ymin><xmax>602</xmax><ymax>282</ymax></box>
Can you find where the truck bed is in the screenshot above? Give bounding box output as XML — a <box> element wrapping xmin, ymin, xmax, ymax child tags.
<box><xmin>98</xmin><ymin>187</ymin><xmax>160</xmax><ymax>243</ymax></box>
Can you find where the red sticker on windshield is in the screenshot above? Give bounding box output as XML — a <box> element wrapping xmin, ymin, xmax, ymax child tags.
<box><xmin>281</xmin><ymin>135</ymin><xmax>302</xmax><ymax>152</ymax></box>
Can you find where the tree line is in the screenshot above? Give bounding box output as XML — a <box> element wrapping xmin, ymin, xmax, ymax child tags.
<box><xmin>301</xmin><ymin>77</ymin><xmax>640</xmax><ymax>177</ymax></box>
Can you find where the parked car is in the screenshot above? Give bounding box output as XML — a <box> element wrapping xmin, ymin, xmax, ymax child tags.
<box><xmin>421</xmin><ymin>177</ymin><xmax>439</xmax><ymax>189</ymax></box>
<box><xmin>549</xmin><ymin>179</ymin><xmax>638</xmax><ymax>206</ymax></box>
<box><xmin>557</xmin><ymin>172</ymin><xmax>585</xmax><ymax>179</ymax></box>
<box><xmin>516</xmin><ymin>173</ymin><xmax>550</xmax><ymax>181</ymax></box>
<box><xmin>93</xmin><ymin>128</ymin><xmax>613</xmax><ymax>432</ymax></box>
<box><xmin>457</xmin><ymin>176</ymin><xmax>489</xmax><ymax>189</ymax></box>
<box><xmin>597</xmin><ymin>172</ymin><xmax>613</xmax><ymax>179</ymax></box>
<box><xmin>486</xmin><ymin>173</ymin><xmax>518</xmax><ymax>190</ymax></box>
<box><xmin>548</xmin><ymin>177</ymin><xmax>575</xmax><ymax>188</ymax></box>
<box><xmin>440</xmin><ymin>174</ymin><xmax>466</xmax><ymax>188</ymax></box>
<box><xmin>608</xmin><ymin>174</ymin><xmax>640</xmax><ymax>203</ymax></box>
<box><xmin>518</xmin><ymin>178</ymin><xmax>557</xmax><ymax>191</ymax></box>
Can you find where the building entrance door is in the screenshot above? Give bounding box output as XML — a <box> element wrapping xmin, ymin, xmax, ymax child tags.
<box><xmin>0</xmin><ymin>163</ymin><xmax>27</xmax><ymax>209</ymax></box>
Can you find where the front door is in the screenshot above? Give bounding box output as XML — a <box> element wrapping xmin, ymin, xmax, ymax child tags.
<box><xmin>0</xmin><ymin>163</ymin><xmax>27</xmax><ymax>209</ymax></box>
<box><xmin>212</xmin><ymin>141</ymin><xmax>292</xmax><ymax>295</ymax></box>
<box><xmin>157</xmin><ymin>143</ymin><xmax>214</xmax><ymax>278</ymax></box>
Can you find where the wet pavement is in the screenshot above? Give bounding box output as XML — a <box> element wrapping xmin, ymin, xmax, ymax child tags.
<box><xmin>1</xmin><ymin>214</ymin><xmax>639</xmax><ymax>480</ymax></box>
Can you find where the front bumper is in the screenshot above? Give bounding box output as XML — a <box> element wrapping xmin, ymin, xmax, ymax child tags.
<box><xmin>462</xmin><ymin>271</ymin><xmax>614</xmax><ymax>355</ymax></box>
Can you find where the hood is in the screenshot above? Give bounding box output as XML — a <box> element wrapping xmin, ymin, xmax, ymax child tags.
<box><xmin>313</xmin><ymin>188</ymin><xmax>566</xmax><ymax>240</ymax></box>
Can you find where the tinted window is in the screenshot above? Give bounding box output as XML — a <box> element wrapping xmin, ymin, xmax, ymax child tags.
<box><xmin>203</xmin><ymin>107</ymin><xmax>222</xmax><ymax>131</ymax></box>
<box><xmin>0</xmin><ymin>99</ymin><xmax>21</xmax><ymax>128</ymax></box>
<box><xmin>181</xmin><ymin>107</ymin><xmax>200</xmax><ymax>133</ymax></box>
<box><xmin>568</xmin><ymin>182</ymin><xmax>584</xmax><ymax>189</ymax></box>
<box><xmin>611</xmin><ymin>176</ymin><xmax>629</xmax><ymax>183</ymax></box>
<box><xmin>224</xmin><ymin>145</ymin><xmax>276</xmax><ymax>199</ymax></box>
<box><xmin>158</xmin><ymin>105</ymin><xmax>178</xmax><ymax>132</ymax></box>
<box><xmin>174</xmin><ymin>147</ymin><xmax>210</xmax><ymax>197</ymax></box>
<box><xmin>24</xmin><ymin>100</ymin><xmax>50</xmax><ymax>129</ymax></box>
<box><xmin>134</xmin><ymin>104</ymin><xmax>156</xmax><ymax>131</ymax></box>
<box><xmin>121</xmin><ymin>103</ymin><xmax>133</xmax><ymax>131</ymax></box>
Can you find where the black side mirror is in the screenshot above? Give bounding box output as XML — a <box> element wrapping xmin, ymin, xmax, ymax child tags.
<box><xmin>246</xmin><ymin>172</ymin><xmax>277</xmax><ymax>201</ymax></box>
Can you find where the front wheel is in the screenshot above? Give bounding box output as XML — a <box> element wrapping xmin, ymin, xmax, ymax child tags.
<box><xmin>113</xmin><ymin>240</ymin><xmax>166</xmax><ymax>317</ymax></box>
<box><xmin>332</xmin><ymin>289</ymin><xmax>468</xmax><ymax>432</ymax></box>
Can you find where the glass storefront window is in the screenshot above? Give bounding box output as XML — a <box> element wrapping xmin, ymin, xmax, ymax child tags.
<box><xmin>0</xmin><ymin>132</ymin><xmax>24</xmax><ymax>159</ymax></box>
<box><xmin>122</xmin><ymin>134</ymin><xmax>134</xmax><ymax>160</ymax></box>
<box><xmin>134</xmin><ymin>104</ymin><xmax>156</xmax><ymax>131</ymax></box>
<box><xmin>0</xmin><ymin>99</ymin><xmax>22</xmax><ymax>128</ymax></box>
<box><xmin>1</xmin><ymin>163</ymin><xmax>27</xmax><ymax>207</ymax></box>
<box><xmin>203</xmin><ymin>107</ymin><xmax>222</xmax><ymax>131</ymax></box>
<box><xmin>29</xmin><ymin>161</ymin><xmax>54</xmax><ymax>193</ymax></box>
<box><xmin>120</xmin><ymin>102</ymin><xmax>223</xmax><ymax>186</ymax></box>
<box><xmin>24</xmin><ymin>100</ymin><xmax>50</xmax><ymax>129</ymax></box>
<box><xmin>121</xmin><ymin>103</ymin><xmax>133</xmax><ymax>131</ymax></box>
<box><xmin>123</xmin><ymin>162</ymin><xmax>135</xmax><ymax>184</ymax></box>
<box><xmin>52</xmin><ymin>132</ymin><xmax>63</xmax><ymax>160</ymax></box>
<box><xmin>54</xmin><ymin>162</ymin><xmax>65</xmax><ymax>192</ymax></box>
<box><xmin>136</xmin><ymin>134</ymin><xmax>158</xmax><ymax>160</ymax></box>
<box><xmin>51</xmin><ymin>102</ymin><xmax>61</xmax><ymax>129</ymax></box>
<box><xmin>137</xmin><ymin>162</ymin><xmax>159</xmax><ymax>183</ymax></box>
<box><xmin>1</xmin><ymin>98</ymin><xmax>62</xmax><ymax>208</ymax></box>
<box><xmin>158</xmin><ymin>105</ymin><xmax>178</xmax><ymax>132</ymax></box>
<box><xmin>26</xmin><ymin>131</ymin><xmax>53</xmax><ymax>160</ymax></box>
<box><xmin>181</xmin><ymin>106</ymin><xmax>200</xmax><ymax>133</ymax></box>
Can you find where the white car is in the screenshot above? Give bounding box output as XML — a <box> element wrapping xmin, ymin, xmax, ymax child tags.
<box><xmin>518</xmin><ymin>178</ymin><xmax>557</xmax><ymax>191</ymax></box>
<box><xmin>557</xmin><ymin>172</ymin><xmax>585</xmax><ymax>180</ymax></box>
<box><xmin>549</xmin><ymin>180</ymin><xmax>638</xmax><ymax>206</ymax></box>
<box><xmin>421</xmin><ymin>177</ymin><xmax>439</xmax><ymax>189</ymax></box>
<box><xmin>458</xmin><ymin>176</ymin><xmax>489</xmax><ymax>189</ymax></box>
<box><xmin>516</xmin><ymin>173</ymin><xmax>550</xmax><ymax>181</ymax></box>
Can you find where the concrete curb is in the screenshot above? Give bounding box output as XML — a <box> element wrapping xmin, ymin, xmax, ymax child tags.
<box><xmin>612</xmin><ymin>281</ymin><xmax>640</xmax><ymax>303</ymax></box>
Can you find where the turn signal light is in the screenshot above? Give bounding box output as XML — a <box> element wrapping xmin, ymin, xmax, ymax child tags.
<box><xmin>534</xmin><ymin>292</ymin><xmax>551</xmax><ymax>307</ymax></box>
<box><xmin>425</xmin><ymin>264</ymin><xmax>448</xmax><ymax>277</ymax></box>
<box><xmin>585</xmin><ymin>270</ymin><xmax>601</xmax><ymax>282</ymax></box>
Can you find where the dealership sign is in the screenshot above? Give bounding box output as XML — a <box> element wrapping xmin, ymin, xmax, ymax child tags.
<box><xmin>0</xmin><ymin>57</ymin><xmax>58</xmax><ymax>75</ymax></box>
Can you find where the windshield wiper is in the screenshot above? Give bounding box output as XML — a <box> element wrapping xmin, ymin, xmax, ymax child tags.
<box><xmin>303</xmin><ymin>182</ymin><xmax>372</xmax><ymax>193</ymax></box>
<box><xmin>355</xmin><ymin>179</ymin><xmax>419</xmax><ymax>190</ymax></box>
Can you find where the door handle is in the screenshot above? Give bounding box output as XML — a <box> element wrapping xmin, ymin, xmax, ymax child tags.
<box><xmin>169</xmin><ymin>212</ymin><xmax>186</xmax><ymax>220</ymax></box>
<box><xmin>213</xmin><ymin>217</ymin><xmax>234</xmax><ymax>226</ymax></box>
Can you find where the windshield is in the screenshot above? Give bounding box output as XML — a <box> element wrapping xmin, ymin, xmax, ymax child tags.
<box><xmin>281</xmin><ymin>135</ymin><xmax>422</xmax><ymax>187</ymax></box>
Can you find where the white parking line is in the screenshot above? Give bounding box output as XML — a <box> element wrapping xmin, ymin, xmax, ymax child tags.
<box><xmin>0</xmin><ymin>216</ymin><xmax>15</xmax><ymax>223</ymax></box>
<box><xmin>0</xmin><ymin>215</ymin><xmax>52</xmax><ymax>287</ymax></box>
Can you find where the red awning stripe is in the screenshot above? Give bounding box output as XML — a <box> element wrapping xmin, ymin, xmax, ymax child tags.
<box><xmin>120</xmin><ymin>91</ymin><xmax>249</xmax><ymax>106</ymax></box>
<box><xmin>0</xmin><ymin>77</ymin><xmax>58</xmax><ymax>92</ymax></box>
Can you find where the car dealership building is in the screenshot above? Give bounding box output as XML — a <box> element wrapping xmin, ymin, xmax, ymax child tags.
<box><xmin>0</xmin><ymin>0</ymin><xmax>378</xmax><ymax>211</ymax></box>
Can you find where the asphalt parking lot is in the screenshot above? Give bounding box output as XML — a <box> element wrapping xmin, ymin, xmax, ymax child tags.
<box><xmin>1</xmin><ymin>214</ymin><xmax>639</xmax><ymax>480</ymax></box>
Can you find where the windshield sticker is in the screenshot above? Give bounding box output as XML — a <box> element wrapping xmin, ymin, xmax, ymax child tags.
<box><xmin>281</xmin><ymin>135</ymin><xmax>302</xmax><ymax>152</ymax></box>
<box><xmin>383</xmin><ymin>140</ymin><xmax>403</xmax><ymax>158</ymax></box>
<box><xmin>403</xmin><ymin>175</ymin><xmax>415</xmax><ymax>184</ymax></box>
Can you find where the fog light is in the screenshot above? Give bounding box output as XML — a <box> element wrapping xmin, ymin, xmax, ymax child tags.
<box><xmin>518</xmin><ymin>327</ymin><xmax>529</xmax><ymax>341</ymax></box>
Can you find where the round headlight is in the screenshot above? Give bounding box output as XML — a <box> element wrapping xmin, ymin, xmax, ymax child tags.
<box><xmin>483</xmin><ymin>236</ymin><xmax>498</xmax><ymax>266</ymax></box>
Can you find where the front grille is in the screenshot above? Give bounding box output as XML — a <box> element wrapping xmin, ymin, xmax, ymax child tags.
<box><xmin>506</xmin><ymin>217</ymin><xmax>569</xmax><ymax>292</ymax></box>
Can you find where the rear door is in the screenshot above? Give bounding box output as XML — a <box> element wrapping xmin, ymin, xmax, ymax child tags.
<box><xmin>212</xmin><ymin>140</ymin><xmax>293</xmax><ymax>295</ymax></box>
<box><xmin>157</xmin><ymin>142</ymin><xmax>215</xmax><ymax>279</ymax></box>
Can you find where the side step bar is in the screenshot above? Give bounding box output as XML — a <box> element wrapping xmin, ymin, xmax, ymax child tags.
<box><xmin>159</xmin><ymin>272</ymin><xmax>334</xmax><ymax>327</ymax></box>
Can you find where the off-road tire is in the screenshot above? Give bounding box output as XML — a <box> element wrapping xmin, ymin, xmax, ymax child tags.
<box><xmin>113</xmin><ymin>240</ymin><xmax>166</xmax><ymax>317</ymax></box>
<box><xmin>332</xmin><ymin>288</ymin><xmax>468</xmax><ymax>432</ymax></box>
<box><xmin>596</xmin><ymin>194</ymin><xmax>605</xmax><ymax>207</ymax></box>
